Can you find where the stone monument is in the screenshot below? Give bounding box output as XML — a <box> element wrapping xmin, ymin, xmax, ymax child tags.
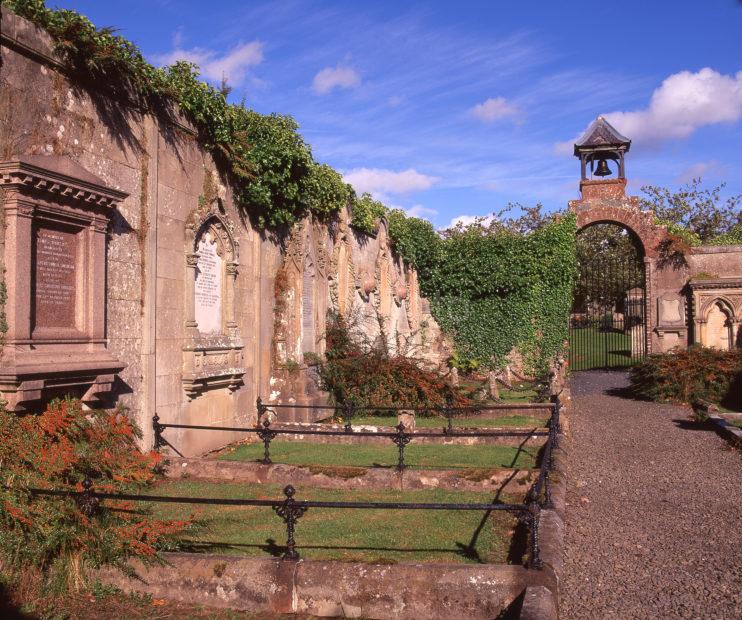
<box><xmin>0</xmin><ymin>155</ymin><xmax>127</xmax><ymax>411</ymax></box>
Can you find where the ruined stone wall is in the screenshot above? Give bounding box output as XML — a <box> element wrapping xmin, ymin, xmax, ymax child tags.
<box><xmin>0</xmin><ymin>8</ymin><xmax>443</xmax><ymax>453</ymax></box>
<box><xmin>268</xmin><ymin>213</ymin><xmax>445</xmax><ymax>419</ymax></box>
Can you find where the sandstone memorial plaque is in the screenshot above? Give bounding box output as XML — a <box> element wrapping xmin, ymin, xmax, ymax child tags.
<box><xmin>34</xmin><ymin>225</ymin><xmax>77</xmax><ymax>331</ymax></box>
<box><xmin>195</xmin><ymin>234</ymin><xmax>223</xmax><ymax>335</ymax></box>
<box><xmin>0</xmin><ymin>155</ymin><xmax>127</xmax><ymax>412</ymax></box>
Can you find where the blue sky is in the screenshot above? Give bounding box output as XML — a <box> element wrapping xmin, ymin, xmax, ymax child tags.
<box><xmin>55</xmin><ymin>0</ymin><xmax>742</xmax><ymax>228</ymax></box>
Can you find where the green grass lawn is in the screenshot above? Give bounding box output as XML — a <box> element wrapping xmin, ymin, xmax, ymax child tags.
<box><xmin>569</xmin><ymin>326</ymin><xmax>641</xmax><ymax>370</ymax></box>
<box><xmin>144</xmin><ymin>481</ymin><xmax>519</xmax><ymax>564</ymax></box>
<box><xmin>459</xmin><ymin>378</ymin><xmax>541</xmax><ymax>404</ymax></box>
<box><xmin>218</xmin><ymin>441</ymin><xmax>538</xmax><ymax>470</ymax></box>
<box><xmin>324</xmin><ymin>414</ymin><xmax>547</xmax><ymax>429</ymax></box>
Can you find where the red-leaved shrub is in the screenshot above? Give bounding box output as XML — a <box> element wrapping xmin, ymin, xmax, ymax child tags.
<box><xmin>0</xmin><ymin>399</ymin><xmax>188</xmax><ymax>592</ymax></box>
<box><xmin>629</xmin><ymin>346</ymin><xmax>742</xmax><ymax>408</ymax></box>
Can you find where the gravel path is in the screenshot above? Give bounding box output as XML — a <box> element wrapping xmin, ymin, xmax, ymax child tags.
<box><xmin>560</xmin><ymin>371</ymin><xmax>741</xmax><ymax>619</ymax></box>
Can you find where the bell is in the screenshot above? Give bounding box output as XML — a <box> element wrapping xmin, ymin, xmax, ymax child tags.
<box><xmin>594</xmin><ymin>158</ymin><xmax>611</xmax><ymax>177</ymax></box>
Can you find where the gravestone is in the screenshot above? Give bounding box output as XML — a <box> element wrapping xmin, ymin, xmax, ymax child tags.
<box><xmin>34</xmin><ymin>224</ymin><xmax>77</xmax><ymax>331</ymax></box>
<box><xmin>194</xmin><ymin>233</ymin><xmax>223</xmax><ymax>335</ymax></box>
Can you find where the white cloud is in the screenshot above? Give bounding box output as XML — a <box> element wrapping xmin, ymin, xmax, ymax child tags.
<box><xmin>469</xmin><ymin>97</ymin><xmax>518</xmax><ymax>123</ymax></box>
<box><xmin>343</xmin><ymin>168</ymin><xmax>438</xmax><ymax>196</ymax></box>
<box><xmin>404</xmin><ymin>204</ymin><xmax>438</xmax><ymax>220</ymax></box>
<box><xmin>312</xmin><ymin>64</ymin><xmax>361</xmax><ymax>95</ymax></box>
<box><xmin>555</xmin><ymin>68</ymin><xmax>742</xmax><ymax>152</ymax></box>
<box><xmin>446</xmin><ymin>214</ymin><xmax>496</xmax><ymax>229</ymax></box>
<box><xmin>154</xmin><ymin>40</ymin><xmax>264</xmax><ymax>86</ymax></box>
<box><xmin>676</xmin><ymin>160</ymin><xmax>723</xmax><ymax>184</ymax></box>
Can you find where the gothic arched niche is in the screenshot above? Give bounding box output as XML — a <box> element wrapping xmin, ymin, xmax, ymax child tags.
<box><xmin>301</xmin><ymin>252</ymin><xmax>316</xmax><ymax>354</ymax></box>
<box><xmin>183</xmin><ymin>201</ymin><xmax>244</xmax><ymax>399</ymax></box>
<box><xmin>703</xmin><ymin>299</ymin><xmax>734</xmax><ymax>350</ymax></box>
<box><xmin>330</xmin><ymin>218</ymin><xmax>356</xmax><ymax>316</ymax></box>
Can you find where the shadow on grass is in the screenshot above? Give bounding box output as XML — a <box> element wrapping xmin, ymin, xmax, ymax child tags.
<box><xmin>180</xmin><ymin>538</ymin><xmax>490</xmax><ymax>562</ymax></box>
<box><xmin>456</xmin><ymin>434</ymin><xmax>534</xmax><ymax>565</ymax></box>
<box><xmin>176</xmin><ymin>459</ymin><xmax>529</xmax><ymax>565</ymax></box>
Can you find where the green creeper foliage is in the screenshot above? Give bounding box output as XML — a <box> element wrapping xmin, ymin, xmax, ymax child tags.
<box><xmin>381</xmin><ymin>209</ymin><xmax>578</xmax><ymax>373</ymax></box>
<box><xmin>706</xmin><ymin>223</ymin><xmax>742</xmax><ymax>246</ymax></box>
<box><xmin>304</xmin><ymin>163</ymin><xmax>354</xmax><ymax>222</ymax></box>
<box><xmin>386</xmin><ymin>209</ymin><xmax>442</xmax><ymax>277</ymax></box>
<box><xmin>2</xmin><ymin>0</ymin><xmax>347</xmax><ymax>229</ymax></box>
<box><xmin>350</xmin><ymin>193</ymin><xmax>388</xmax><ymax>235</ymax></box>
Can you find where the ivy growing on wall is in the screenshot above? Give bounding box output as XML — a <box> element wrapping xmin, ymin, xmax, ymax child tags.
<box><xmin>2</xmin><ymin>0</ymin><xmax>353</xmax><ymax>228</ymax></box>
<box><xmin>361</xmin><ymin>204</ymin><xmax>578</xmax><ymax>373</ymax></box>
<box><xmin>427</xmin><ymin>214</ymin><xmax>578</xmax><ymax>372</ymax></box>
<box><xmin>349</xmin><ymin>193</ymin><xmax>388</xmax><ymax>235</ymax></box>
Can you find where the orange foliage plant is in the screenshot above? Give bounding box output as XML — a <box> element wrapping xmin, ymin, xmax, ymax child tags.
<box><xmin>0</xmin><ymin>399</ymin><xmax>188</xmax><ymax>591</ymax></box>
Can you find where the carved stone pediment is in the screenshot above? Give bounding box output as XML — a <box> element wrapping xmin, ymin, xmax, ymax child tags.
<box><xmin>0</xmin><ymin>156</ymin><xmax>127</xmax><ymax>411</ymax></box>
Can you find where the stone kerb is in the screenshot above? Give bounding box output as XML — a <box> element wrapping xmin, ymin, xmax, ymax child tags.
<box><xmin>92</xmin><ymin>554</ymin><xmax>533</xmax><ymax>619</ymax></box>
<box><xmin>244</xmin><ymin>421</ymin><xmax>549</xmax><ymax>447</ymax></box>
<box><xmin>164</xmin><ymin>456</ymin><xmax>536</xmax><ymax>493</ymax></box>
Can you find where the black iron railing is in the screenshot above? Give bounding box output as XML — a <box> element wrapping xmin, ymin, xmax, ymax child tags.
<box><xmin>24</xmin><ymin>478</ymin><xmax>544</xmax><ymax>567</ymax></box>
<box><xmin>20</xmin><ymin>398</ymin><xmax>562</xmax><ymax>570</ymax></box>
<box><xmin>153</xmin><ymin>400</ymin><xmax>551</xmax><ymax>471</ymax></box>
<box><xmin>251</xmin><ymin>398</ymin><xmax>554</xmax><ymax>434</ymax></box>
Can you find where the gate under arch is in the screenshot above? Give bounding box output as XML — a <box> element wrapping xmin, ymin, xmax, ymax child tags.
<box><xmin>569</xmin><ymin>222</ymin><xmax>648</xmax><ymax>370</ymax></box>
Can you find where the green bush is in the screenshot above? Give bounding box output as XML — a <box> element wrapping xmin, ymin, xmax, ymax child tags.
<box><xmin>350</xmin><ymin>193</ymin><xmax>387</xmax><ymax>235</ymax></box>
<box><xmin>629</xmin><ymin>346</ymin><xmax>742</xmax><ymax>408</ymax></box>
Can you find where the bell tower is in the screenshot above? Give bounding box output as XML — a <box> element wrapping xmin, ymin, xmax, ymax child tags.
<box><xmin>574</xmin><ymin>115</ymin><xmax>631</xmax><ymax>200</ymax></box>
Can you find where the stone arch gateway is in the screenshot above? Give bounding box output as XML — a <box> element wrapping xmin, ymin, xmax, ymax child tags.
<box><xmin>567</xmin><ymin>117</ymin><xmax>670</xmax><ymax>369</ymax></box>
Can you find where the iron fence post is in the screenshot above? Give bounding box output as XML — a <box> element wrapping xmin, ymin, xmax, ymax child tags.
<box><xmin>273</xmin><ymin>485</ymin><xmax>308</xmax><ymax>560</ymax></box>
<box><xmin>443</xmin><ymin>408</ymin><xmax>453</xmax><ymax>434</ymax></box>
<box><xmin>77</xmin><ymin>475</ymin><xmax>99</xmax><ymax>518</ymax></box>
<box><xmin>152</xmin><ymin>414</ymin><xmax>165</xmax><ymax>451</ymax></box>
<box><xmin>527</xmin><ymin>501</ymin><xmax>543</xmax><ymax>569</ymax></box>
<box><xmin>256</xmin><ymin>418</ymin><xmax>277</xmax><ymax>465</ymax></box>
<box><xmin>343</xmin><ymin>402</ymin><xmax>354</xmax><ymax>433</ymax></box>
<box><xmin>392</xmin><ymin>422</ymin><xmax>412</xmax><ymax>471</ymax></box>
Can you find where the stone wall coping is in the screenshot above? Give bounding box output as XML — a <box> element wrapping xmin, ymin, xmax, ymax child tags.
<box><xmin>691</xmin><ymin>245</ymin><xmax>742</xmax><ymax>255</ymax></box>
<box><xmin>687</xmin><ymin>277</ymin><xmax>742</xmax><ymax>290</ymax></box>
<box><xmin>93</xmin><ymin>552</ymin><xmax>537</xmax><ymax>619</ymax></box>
